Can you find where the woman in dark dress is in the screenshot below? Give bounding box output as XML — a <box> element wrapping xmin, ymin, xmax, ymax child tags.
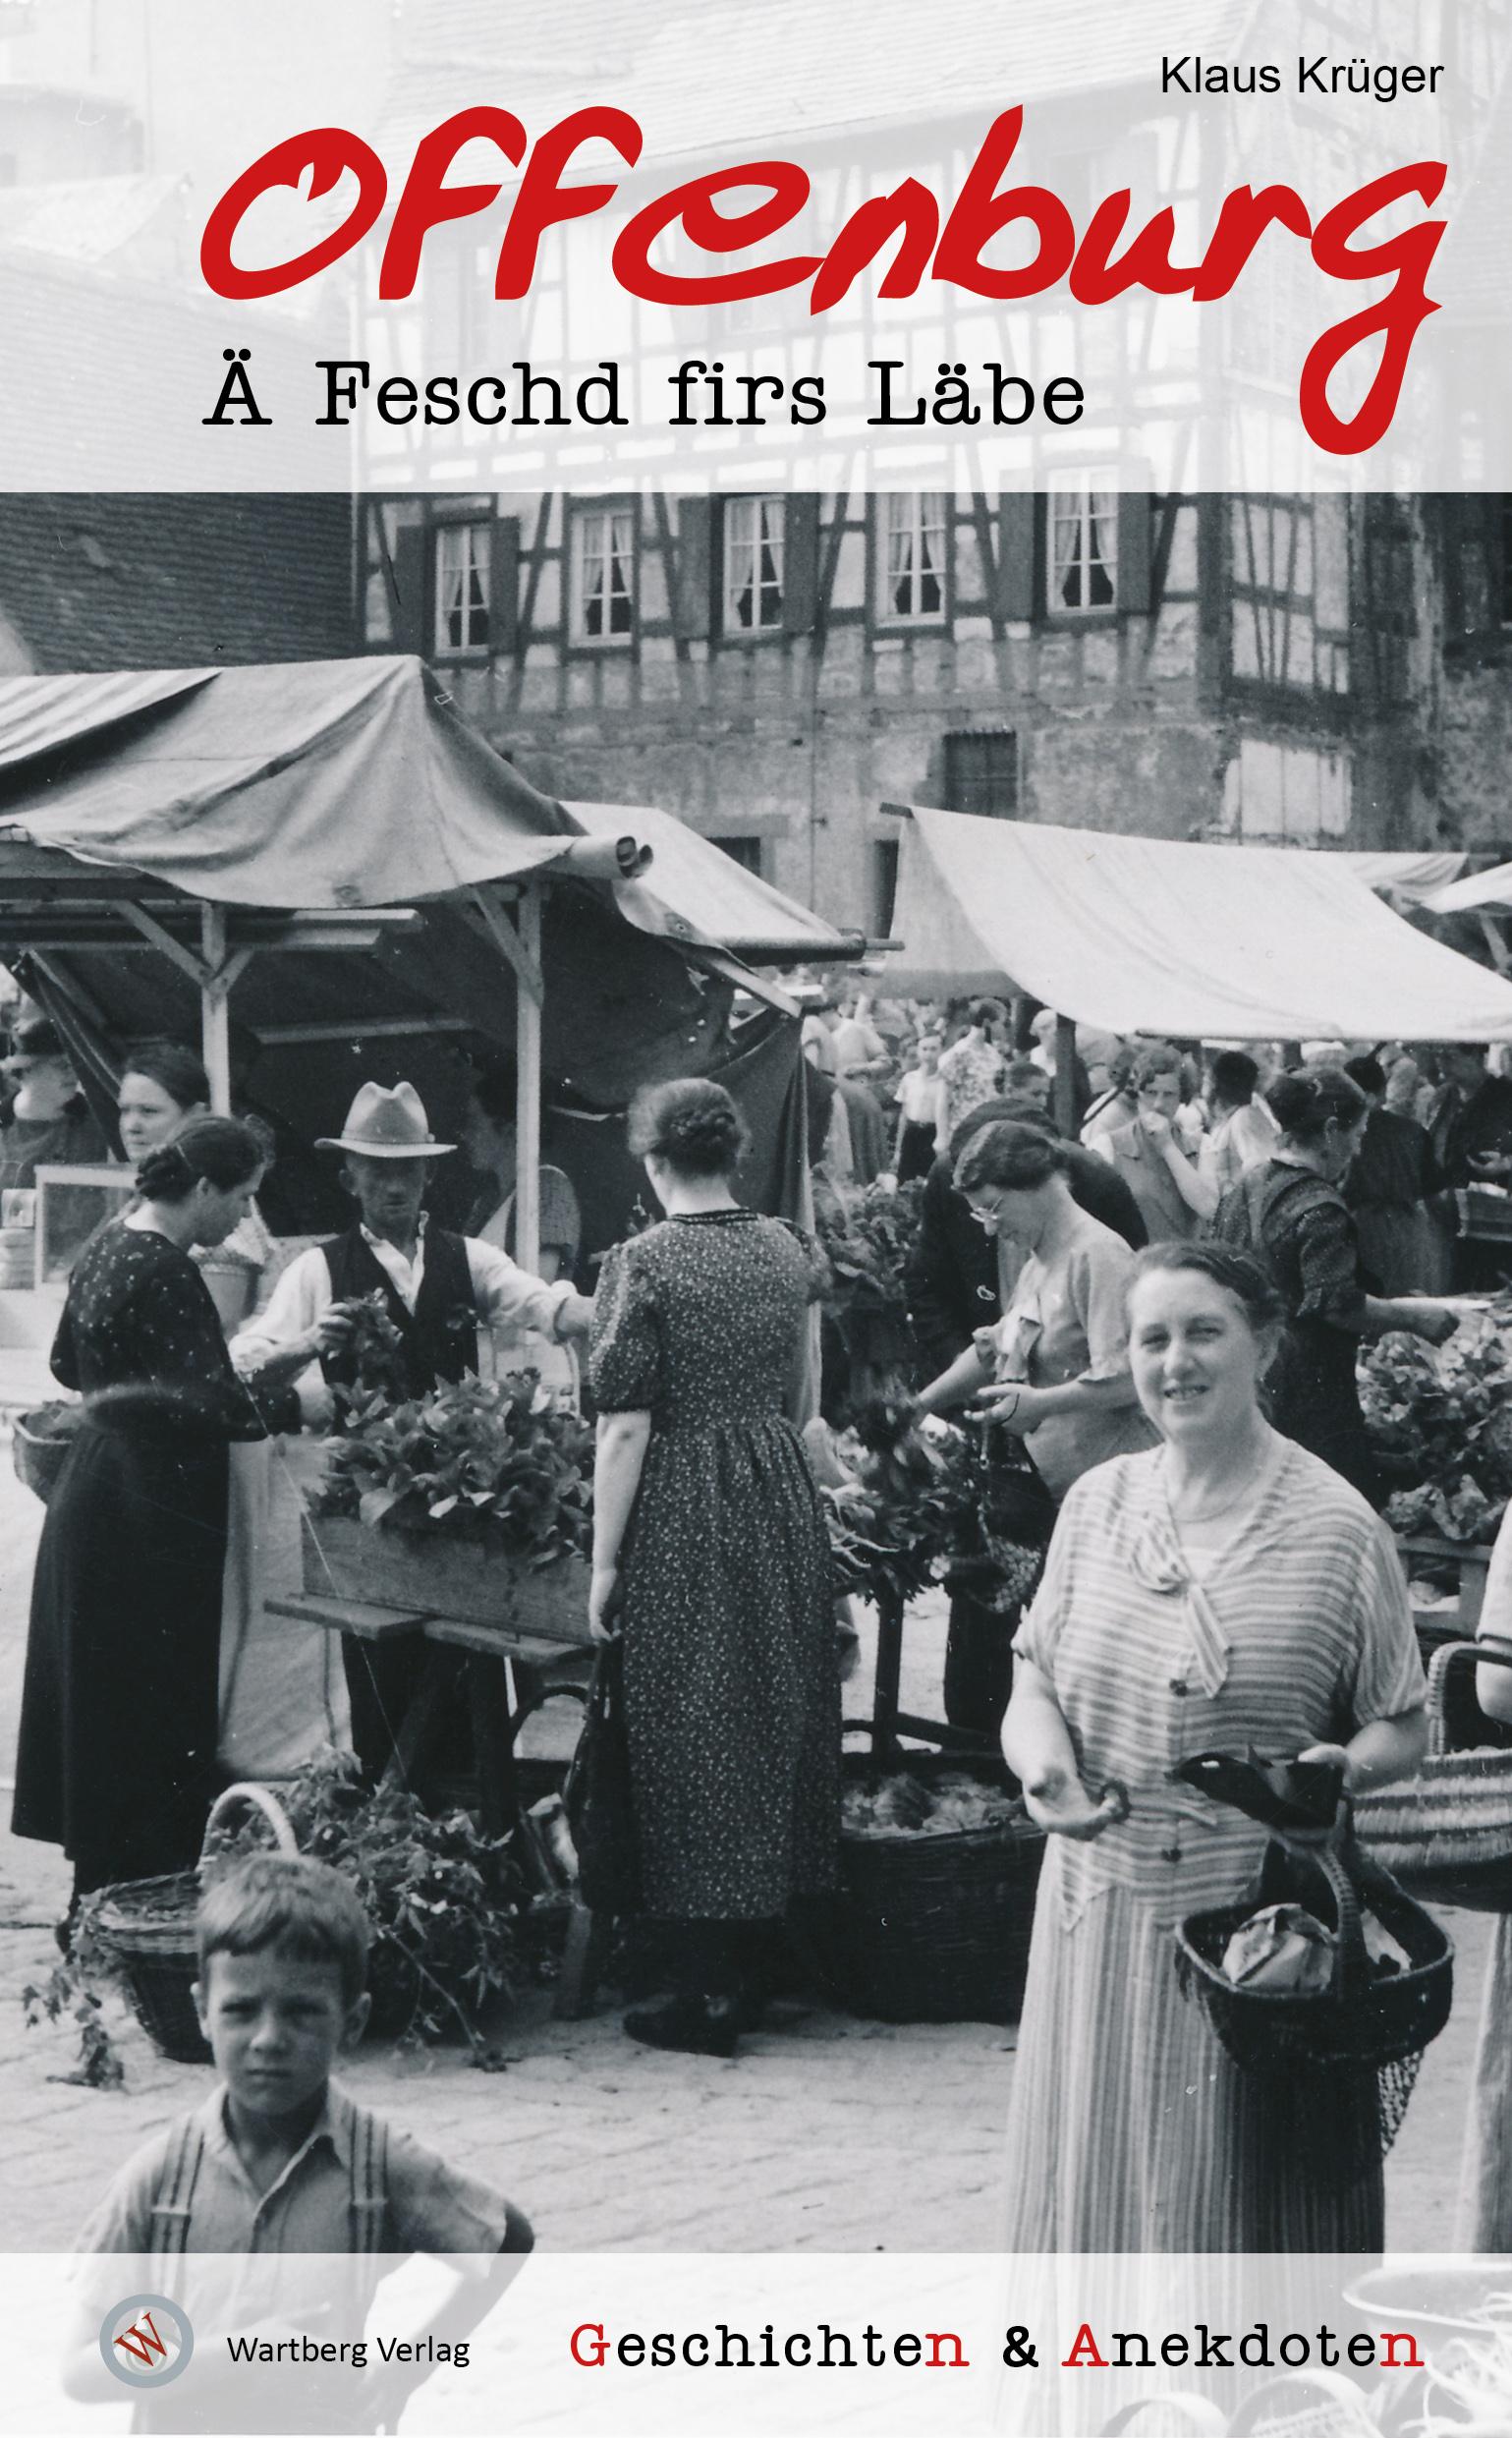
<box><xmin>1214</xmin><ymin>1067</ymin><xmax>1456</xmax><ymax>1505</ymax></box>
<box><xmin>588</xmin><ymin>1079</ymin><xmax>839</xmax><ymax>2058</ymax></box>
<box><xmin>12</xmin><ymin>1118</ymin><xmax>301</xmax><ymax>1914</ymax></box>
<box><xmin>1340</xmin><ymin>1051</ymin><xmax>1436</xmax><ymax>1295</ymax></box>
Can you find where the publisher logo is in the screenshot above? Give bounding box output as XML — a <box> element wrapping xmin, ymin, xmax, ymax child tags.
<box><xmin>100</xmin><ymin>2295</ymin><xmax>194</xmax><ymax>2389</ymax></box>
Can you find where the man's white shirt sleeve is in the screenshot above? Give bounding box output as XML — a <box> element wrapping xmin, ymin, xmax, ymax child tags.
<box><xmin>229</xmin><ymin>1246</ymin><xmax>334</xmax><ymax>1427</ymax></box>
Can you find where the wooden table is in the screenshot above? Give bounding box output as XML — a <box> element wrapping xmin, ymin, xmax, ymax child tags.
<box><xmin>266</xmin><ymin>1587</ymin><xmax>603</xmax><ymax>2013</ymax></box>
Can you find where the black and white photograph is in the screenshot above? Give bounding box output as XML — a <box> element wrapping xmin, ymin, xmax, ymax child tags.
<box><xmin>1</xmin><ymin>4</ymin><xmax>1511</xmax><ymax>2435</ymax></box>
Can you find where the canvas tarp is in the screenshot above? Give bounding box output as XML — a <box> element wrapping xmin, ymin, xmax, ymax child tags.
<box><xmin>1336</xmin><ymin>849</ymin><xmax>1469</xmax><ymax>902</ymax></box>
<box><xmin>1427</xmin><ymin>861</ymin><xmax>1512</xmax><ymax>916</ymax></box>
<box><xmin>0</xmin><ymin>654</ymin><xmax>850</xmax><ymax>960</ymax></box>
<box><xmin>888</xmin><ymin>808</ymin><xmax>1512</xmax><ymax>1041</ymax></box>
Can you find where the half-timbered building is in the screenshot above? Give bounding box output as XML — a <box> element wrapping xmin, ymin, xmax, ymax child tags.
<box><xmin>346</xmin><ymin>0</ymin><xmax>1512</xmax><ymax>931</ymax></box>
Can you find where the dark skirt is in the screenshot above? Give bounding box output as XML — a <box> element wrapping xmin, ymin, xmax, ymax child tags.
<box><xmin>12</xmin><ymin>1420</ymin><xmax>230</xmax><ymax>1888</ymax></box>
<box><xmin>896</xmin><ymin>1119</ymin><xmax>938</xmax><ymax>1184</ymax></box>
<box><xmin>620</xmin><ymin>1413</ymin><xmax>839</xmax><ymax>1919</ymax></box>
<box><xmin>1268</xmin><ymin>1323</ymin><xmax>1383</xmax><ymax>1509</ymax></box>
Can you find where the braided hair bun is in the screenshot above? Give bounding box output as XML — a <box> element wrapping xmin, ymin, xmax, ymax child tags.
<box><xmin>626</xmin><ymin>1079</ymin><xmax>750</xmax><ymax>1178</ymax></box>
<box><xmin>137</xmin><ymin>1113</ymin><xmax>264</xmax><ymax>1203</ymax></box>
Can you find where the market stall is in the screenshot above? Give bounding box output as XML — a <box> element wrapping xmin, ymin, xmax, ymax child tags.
<box><xmin>872</xmin><ymin>808</ymin><xmax>1512</xmax><ymax>1710</ymax></box>
<box><xmin>888</xmin><ymin>808</ymin><xmax>1512</xmax><ymax>1123</ymax></box>
<box><xmin>0</xmin><ymin>655</ymin><xmax>857</xmax><ymax>1265</ymax></box>
<box><xmin>0</xmin><ymin>655</ymin><xmax>858</xmax><ymax>1833</ymax></box>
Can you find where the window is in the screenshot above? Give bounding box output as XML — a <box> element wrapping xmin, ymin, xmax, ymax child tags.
<box><xmin>572</xmin><ymin>506</ymin><xmax>636</xmax><ymax>645</ymax></box>
<box><xmin>1048</xmin><ymin>479</ymin><xmax>1118</xmax><ymax>612</ymax></box>
<box><xmin>942</xmin><ymin>731</ymin><xmax>1019</xmax><ymax>818</ymax></box>
<box><xmin>1219</xmin><ymin>739</ymin><xmax>1350</xmax><ymax>843</ymax></box>
<box><xmin>724</xmin><ymin>496</ymin><xmax>785</xmax><ymax>633</ymax></box>
<box><xmin>876</xmin><ymin>494</ymin><xmax>947</xmax><ymax>622</ymax></box>
<box><xmin>709</xmin><ymin>835</ymin><xmax>764</xmax><ymax>875</ymax></box>
<box><xmin>433</xmin><ymin>521</ymin><xmax>490</xmax><ymax>655</ymax></box>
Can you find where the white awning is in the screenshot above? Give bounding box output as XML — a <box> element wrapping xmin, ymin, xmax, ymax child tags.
<box><xmin>888</xmin><ymin>809</ymin><xmax>1512</xmax><ymax>1041</ymax></box>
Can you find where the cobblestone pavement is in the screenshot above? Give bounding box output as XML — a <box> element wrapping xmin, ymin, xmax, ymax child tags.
<box><xmin>0</xmin><ymin>1427</ymin><xmax>1488</xmax><ymax>2256</ymax></box>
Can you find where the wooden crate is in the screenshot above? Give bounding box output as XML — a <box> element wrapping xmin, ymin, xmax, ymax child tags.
<box><xmin>302</xmin><ymin>1511</ymin><xmax>591</xmax><ymax>1644</ymax></box>
<box><xmin>1396</xmin><ymin>1534</ymin><xmax>1491</xmax><ymax>1634</ymax></box>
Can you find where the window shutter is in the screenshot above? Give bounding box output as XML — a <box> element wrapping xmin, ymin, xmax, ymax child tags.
<box><xmin>392</xmin><ymin>525</ymin><xmax>429</xmax><ymax>656</ymax></box>
<box><xmin>783</xmin><ymin>494</ymin><xmax>821</xmax><ymax>634</ymax></box>
<box><xmin>489</xmin><ymin>513</ymin><xmax>521</xmax><ymax>656</ymax></box>
<box><xmin>673</xmin><ymin>496</ymin><xmax>712</xmax><ymax>640</ymax></box>
<box><xmin>1117</xmin><ymin>492</ymin><xmax>1153</xmax><ymax>615</ymax></box>
<box><xmin>996</xmin><ymin>493</ymin><xmax>1040</xmax><ymax>623</ymax></box>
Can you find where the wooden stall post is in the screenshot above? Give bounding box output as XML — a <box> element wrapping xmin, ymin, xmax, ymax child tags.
<box><xmin>515</xmin><ymin>884</ymin><xmax>543</xmax><ymax>1277</ymax></box>
<box><xmin>200</xmin><ymin>903</ymin><xmax>233</xmax><ymax>1113</ymax></box>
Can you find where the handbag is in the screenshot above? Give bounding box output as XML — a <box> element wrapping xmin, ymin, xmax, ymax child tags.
<box><xmin>563</xmin><ymin>1637</ymin><xmax>643</xmax><ymax>1916</ymax></box>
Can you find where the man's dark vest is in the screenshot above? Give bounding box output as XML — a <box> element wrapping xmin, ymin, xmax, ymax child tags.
<box><xmin>320</xmin><ymin>1224</ymin><xmax>477</xmax><ymax>1396</ymax></box>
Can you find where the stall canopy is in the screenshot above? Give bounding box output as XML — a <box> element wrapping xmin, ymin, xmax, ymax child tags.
<box><xmin>1427</xmin><ymin>861</ymin><xmax>1512</xmax><ymax>917</ymax></box>
<box><xmin>1337</xmin><ymin>849</ymin><xmax>1468</xmax><ymax>903</ymax></box>
<box><xmin>0</xmin><ymin>656</ymin><xmax>851</xmax><ymax>1255</ymax></box>
<box><xmin>0</xmin><ymin>655</ymin><xmax>853</xmax><ymax>961</ymax></box>
<box><xmin>888</xmin><ymin>808</ymin><xmax>1512</xmax><ymax>1041</ymax></box>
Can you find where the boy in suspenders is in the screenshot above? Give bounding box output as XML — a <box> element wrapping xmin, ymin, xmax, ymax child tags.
<box><xmin>71</xmin><ymin>1856</ymin><xmax>531</xmax><ymax>2430</ymax></box>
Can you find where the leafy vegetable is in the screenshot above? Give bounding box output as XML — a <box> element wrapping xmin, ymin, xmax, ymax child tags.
<box><xmin>823</xmin><ymin>1401</ymin><xmax>1047</xmax><ymax>1613</ymax></box>
<box><xmin>815</xmin><ymin>1179</ymin><xmax>924</xmax><ymax>1329</ymax></box>
<box><xmin>270</xmin><ymin>1751</ymin><xmax>528</xmax><ymax>2050</ymax></box>
<box><xmin>844</xmin><ymin>1769</ymin><xmax>1027</xmax><ymax>1840</ymax></box>
<box><xmin>1362</xmin><ymin>1299</ymin><xmax>1512</xmax><ymax>1542</ymax></box>
<box><xmin>317</xmin><ymin>1368</ymin><xmax>593</xmax><ymax>1570</ymax></box>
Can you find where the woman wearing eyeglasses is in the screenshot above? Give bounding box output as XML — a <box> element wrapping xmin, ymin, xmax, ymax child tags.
<box><xmin>914</xmin><ymin>1121</ymin><xmax>1157</xmax><ymax>1501</ymax></box>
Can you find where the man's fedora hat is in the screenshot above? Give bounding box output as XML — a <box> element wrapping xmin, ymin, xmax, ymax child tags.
<box><xmin>315</xmin><ymin>1081</ymin><xmax>456</xmax><ymax>1160</ymax></box>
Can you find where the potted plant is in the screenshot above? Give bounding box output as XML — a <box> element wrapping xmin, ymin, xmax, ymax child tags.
<box><xmin>305</xmin><ymin>1297</ymin><xmax>593</xmax><ymax>1638</ymax></box>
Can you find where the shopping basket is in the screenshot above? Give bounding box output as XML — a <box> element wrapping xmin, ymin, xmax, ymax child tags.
<box><xmin>1355</xmin><ymin>1638</ymin><xmax>1512</xmax><ymax>1910</ymax></box>
<box><xmin>1176</xmin><ymin>1832</ymin><xmax>1451</xmax><ymax>2162</ymax></box>
<box><xmin>93</xmin><ymin>1783</ymin><xmax>298</xmax><ymax>2063</ymax></box>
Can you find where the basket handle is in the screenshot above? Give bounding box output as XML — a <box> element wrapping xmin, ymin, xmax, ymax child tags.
<box><xmin>200</xmin><ymin>1781</ymin><xmax>299</xmax><ymax>1862</ymax></box>
<box><xmin>1098</xmin><ymin>2402</ymin><xmax>1226</xmax><ymax>2435</ymax></box>
<box><xmin>1226</xmin><ymin>2366</ymin><xmax>1380</xmax><ymax>2435</ymax></box>
<box><xmin>1260</xmin><ymin>1837</ymin><xmax>1366</xmax><ymax>2006</ymax></box>
<box><xmin>1427</xmin><ymin>1635</ymin><xmax>1512</xmax><ymax>1756</ymax></box>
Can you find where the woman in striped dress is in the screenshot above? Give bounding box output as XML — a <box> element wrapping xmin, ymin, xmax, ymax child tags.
<box><xmin>1001</xmin><ymin>1241</ymin><xmax>1428</xmax><ymax>2250</ymax></box>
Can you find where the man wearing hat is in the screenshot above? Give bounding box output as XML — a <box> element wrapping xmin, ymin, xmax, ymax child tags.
<box><xmin>233</xmin><ymin>1081</ymin><xmax>593</xmax><ymax>1771</ymax></box>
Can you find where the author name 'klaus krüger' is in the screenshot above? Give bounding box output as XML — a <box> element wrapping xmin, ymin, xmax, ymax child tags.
<box><xmin>1162</xmin><ymin>55</ymin><xmax>1444</xmax><ymax>101</ymax></box>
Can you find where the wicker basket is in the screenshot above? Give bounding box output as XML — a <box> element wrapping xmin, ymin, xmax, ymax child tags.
<box><xmin>11</xmin><ymin>1407</ymin><xmax>81</xmax><ymax>1503</ymax></box>
<box><xmin>1177</xmin><ymin>1840</ymin><xmax>1452</xmax><ymax>2081</ymax></box>
<box><xmin>1226</xmin><ymin>2367</ymin><xmax>1386</xmax><ymax>2436</ymax></box>
<box><xmin>93</xmin><ymin>1784</ymin><xmax>298</xmax><ymax>2063</ymax></box>
<box><xmin>1355</xmin><ymin>1639</ymin><xmax>1512</xmax><ymax>1910</ymax></box>
<box><xmin>1098</xmin><ymin>2405</ymin><xmax>1226</xmax><ymax>2437</ymax></box>
<box><xmin>823</xmin><ymin>1752</ymin><xmax>1045</xmax><ymax>2024</ymax></box>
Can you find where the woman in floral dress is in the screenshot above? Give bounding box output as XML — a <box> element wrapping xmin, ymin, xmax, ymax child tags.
<box><xmin>588</xmin><ymin>1079</ymin><xmax>839</xmax><ymax>2057</ymax></box>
